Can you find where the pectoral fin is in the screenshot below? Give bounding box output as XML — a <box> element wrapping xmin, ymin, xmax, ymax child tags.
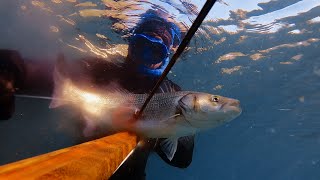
<box><xmin>156</xmin><ymin>135</ymin><xmax>195</xmax><ymax>168</ymax></box>
<box><xmin>160</xmin><ymin>137</ymin><xmax>178</xmax><ymax>161</ymax></box>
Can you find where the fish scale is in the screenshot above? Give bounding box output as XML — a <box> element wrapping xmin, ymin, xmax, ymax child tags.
<box><xmin>131</xmin><ymin>91</ymin><xmax>191</xmax><ymax>122</ymax></box>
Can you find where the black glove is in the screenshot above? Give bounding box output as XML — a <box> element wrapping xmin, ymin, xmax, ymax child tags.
<box><xmin>0</xmin><ymin>50</ymin><xmax>25</xmax><ymax>120</ymax></box>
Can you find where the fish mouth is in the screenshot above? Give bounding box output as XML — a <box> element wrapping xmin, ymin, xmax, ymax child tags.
<box><xmin>219</xmin><ymin>103</ymin><xmax>226</xmax><ymax>110</ymax></box>
<box><xmin>220</xmin><ymin>101</ymin><xmax>242</xmax><ymax>115</ymax></box>
<box><xmin>229</xmin><ymin>100</ymin><xmax>240</xmax><ymax>107</ymax></box>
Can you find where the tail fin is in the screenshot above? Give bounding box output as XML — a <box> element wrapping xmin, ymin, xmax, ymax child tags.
<box><xmin>49</xmin><ymin>54</ymin><xmax>70</xmax><ymax>108</ymax></box>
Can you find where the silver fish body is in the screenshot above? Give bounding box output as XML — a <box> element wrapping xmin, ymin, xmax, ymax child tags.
<box><xmin>51</xmin><ymin>56</ymin><xmax>242</xmax><ymax>160</ymax></box>
<box><xmin>129</xmin><ymin>91</ymin><xmax>241</xmax><ymax>138</ymax></box>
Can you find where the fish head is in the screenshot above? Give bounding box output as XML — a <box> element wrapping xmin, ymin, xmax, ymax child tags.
<box><xmin>178</xmin><ymin>92</ymin><xmax>242</xmax><ymax>129</ymax></box>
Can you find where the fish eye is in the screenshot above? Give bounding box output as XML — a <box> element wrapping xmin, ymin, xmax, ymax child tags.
<box><xmin>211</xmin><ymin>96</ymin><xmax>219</xmax><ymax>102</ymax></box>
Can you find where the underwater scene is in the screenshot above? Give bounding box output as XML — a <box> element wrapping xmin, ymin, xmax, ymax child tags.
<box><xmin>0</xmin><ymin>0</ymin><xmax>319</xmax><ymax>179</ymax></box>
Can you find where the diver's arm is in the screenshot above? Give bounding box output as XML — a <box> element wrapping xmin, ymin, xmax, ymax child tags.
<box><xmin>0</xmin><ymin>50</ymin><xmax>25</xmax><ymax>120</ymax></box>
<box><xmin>17</xmin><ymin>58</ymin><xmax>54</xmax><ymax>96</ymax></box>
<box><xmin>0</xmin><ymin>50</ymin><xmax>54</xmax><ymax>120</ymax></box>
<box><xmin>0</xmin><ymin>50</ymin><xmax>55</xmax><ymax>96</ymax></box>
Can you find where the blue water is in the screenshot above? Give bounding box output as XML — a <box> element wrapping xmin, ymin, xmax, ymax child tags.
<box><xmin>0</xmin><ymin>0</ymin><xmax>320</xmax><ymax>179</ymax></box>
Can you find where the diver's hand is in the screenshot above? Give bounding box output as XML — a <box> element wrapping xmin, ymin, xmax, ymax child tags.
<box><xmin>0</xmin><ymin>50</ymin><xmax>25</xmax><ymax>120</ymax></box>
<box><xmin>0</xmin><ymin>74</ymin><xmax>15</xmax><ymax>120</ymax></box>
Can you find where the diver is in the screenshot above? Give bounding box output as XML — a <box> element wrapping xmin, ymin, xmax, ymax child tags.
<box><xmin>0</xmin><ymin>10</ymin><xmax>194</xmax><ymax>178</ymax></box>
